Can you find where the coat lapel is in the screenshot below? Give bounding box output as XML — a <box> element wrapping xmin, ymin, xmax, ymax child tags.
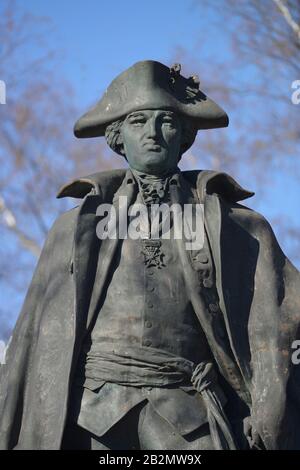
<box><xmin>171</xmin><ymin>172</ymin><xmax>251</xmax><ymax>403</ymax></box>
<box><xmin>84</xmin><ymin>171</ymin><xmax>137</xmax><ymax>332</ymax></box>
<box><xmin>73</xmin><ymin>194</ymin><xmax>103</xmax><ymax>340</ymax></box>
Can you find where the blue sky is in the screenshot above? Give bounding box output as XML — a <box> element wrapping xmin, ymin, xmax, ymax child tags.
<box><xmin>23</xmin><ymin>0</ymin><xmax>228</xmax><ymax>105</ymax></box>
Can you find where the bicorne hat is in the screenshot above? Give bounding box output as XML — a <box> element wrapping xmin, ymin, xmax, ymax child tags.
<box><xmin>74</xmin><ymin>60</ymin><xmax>229</xmax><ymax>138</ymax></box>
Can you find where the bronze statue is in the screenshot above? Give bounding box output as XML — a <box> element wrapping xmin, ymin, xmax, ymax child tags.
<box><xmin>0</xmin><ymin>60</ymin><xmax>300</xmax><ymax>450</ymax></box>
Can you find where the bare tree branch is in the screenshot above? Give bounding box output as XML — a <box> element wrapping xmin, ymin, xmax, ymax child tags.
<box><xmin>272</xmin><ymin>0</ymin><xmax>300</xmax><ymax>41</ymax></box>
<box><xmin>0</xmin><ymin>196</ymin><xmax>41</xmax><ymax>257</ymax></box>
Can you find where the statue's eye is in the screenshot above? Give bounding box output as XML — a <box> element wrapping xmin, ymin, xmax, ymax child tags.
<box><xmin>128</xmin><ymin>116</ymin><xmax>146</xmax><ymax>126</ymax></box>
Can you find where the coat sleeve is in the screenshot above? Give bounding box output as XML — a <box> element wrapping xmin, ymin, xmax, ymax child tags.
<box><xmin>247</xmin><ymin>213</ymin><xmax>300</xmax><ymax>449</ymax></box>
<box><xmin>0</xmin><ymin>210</ymin><xmax>75</xmax><ymax>449</ymax></box>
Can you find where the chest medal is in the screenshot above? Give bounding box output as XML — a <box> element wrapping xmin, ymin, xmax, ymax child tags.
<box><xmin>141</xmin><ymin>239</ymin><xmax>165</xmax><ymax>269</ymax></box>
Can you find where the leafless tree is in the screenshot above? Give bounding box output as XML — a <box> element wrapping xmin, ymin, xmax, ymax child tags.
<box><xmin>0</xmin><ymin>1</ymin><xmax>120</xmax><ymax>338</ymax></box>
<box><xmin>178</xmin><ymin>0</ymin><xmax>300</xmax><ymax>264</ymax></box>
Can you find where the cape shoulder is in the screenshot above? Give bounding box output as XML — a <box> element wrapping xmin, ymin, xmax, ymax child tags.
<box><xmin>49</xmin><ymin>205</ymin><xmax>80</xmax><ymax>237</ymax></box>
<box><xmin>224</xmin><ymin>200</ymin><xmax>278</xmax><ymax>244</ymax></box>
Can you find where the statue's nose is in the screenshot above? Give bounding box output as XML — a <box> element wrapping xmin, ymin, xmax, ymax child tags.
<box><xmin>145</xmin><ymin>117</ymin><xmax>158</xmax><ymax>139</ymax></box>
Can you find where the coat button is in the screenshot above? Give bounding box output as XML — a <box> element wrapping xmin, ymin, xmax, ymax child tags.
<box><xmin>209</xmin><ymin>303</ymin><xmax>219</xmax><ymax>313</ymax></box>
<box><xmin>146</xmin><ymin>286</ymin><xmax>155</xmax><ymax>292</ymax></box>
<box><xmin>145</xmin><ymin>321</ymin><xmax>152</xmax><ymax>328</ymax></box>
<box><xmin>144</xmin><ymin>339</ymin><xmax>152</xmax><ymax>347</ymax></box>
<box><xmin>147</xmin><ymin>301</ymin><xmax>153</xmax><ymax>308</ymax></box>
<box><xmin>203</xmin><ymin>279</ymin><xmax>213</xmax><ymax>288</ymax></box>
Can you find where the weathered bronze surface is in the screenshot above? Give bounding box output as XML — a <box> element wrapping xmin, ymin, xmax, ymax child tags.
<box><xmin>0</xmin><ymin>61</ymin><xmax>300</xmax><ymax>450</ymax></box>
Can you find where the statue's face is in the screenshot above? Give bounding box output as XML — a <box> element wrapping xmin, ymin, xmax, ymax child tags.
<box><xmin>121</xmin><ymin>109</ymin><xmax>182</xmax><ymax>176</ymax></box>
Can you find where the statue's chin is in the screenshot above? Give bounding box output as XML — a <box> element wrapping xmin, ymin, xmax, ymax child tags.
<box><xmin>127</xmin><ymin>150</ymin><xmax>178</xmax><ymax>176</ymax></box>
<box><xmin>136</xmin><ymin>152</ymin><xmax>171</xmax><ymax>175</ymax></box>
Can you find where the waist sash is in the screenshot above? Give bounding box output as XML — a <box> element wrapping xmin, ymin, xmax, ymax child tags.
<box><xmin>81</xmin><ymin>344</ymin><xmax>237</xmax><ymax>449</ymax></box>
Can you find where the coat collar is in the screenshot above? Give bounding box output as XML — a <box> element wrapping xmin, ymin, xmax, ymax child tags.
<box><xmin>57</xmin><ymin>168</ymin><xmax>254</xmax><ymax>204</ymax></box>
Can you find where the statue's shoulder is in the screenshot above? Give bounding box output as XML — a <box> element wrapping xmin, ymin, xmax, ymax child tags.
<box><xmin>46</xmin><ymin>206</ymin><xmax>80</xmax><ymax>242</ymax></box>
<box><xmin>56</xmin><ymin>169</ymin><xmax>127</xmax><ymax>200</ymax></box>
<box><xmin>48</xmin><ymin>168</ymin><xmax>129</xmax><ymax>241</ymax></box>
<box><xmin>225</xmin><ymin>199</ymin><xmax>275</xmax><ymax>241</ymax></box>
<box><xmin>185</xmin><ymin>169</ymin><xmax>273</xmax><ymax>240</ymax></box>
<box><xmin>182</xmin><ymin>169</ymin><xmax>254</xmax><ymax>203</ymax></box>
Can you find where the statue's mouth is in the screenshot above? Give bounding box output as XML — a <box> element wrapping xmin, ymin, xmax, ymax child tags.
<box><xmin>143</xmin><ymin>140</ymin><xmax>162</xmax><ymax>152</ymax></box>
